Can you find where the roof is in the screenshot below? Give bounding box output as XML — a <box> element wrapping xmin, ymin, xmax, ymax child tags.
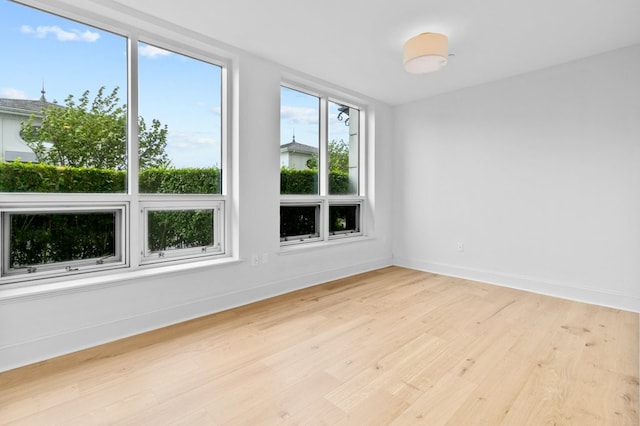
<box><xmin>280</xmin><ymin>141</ymin><xmax>318</xmax><ymax>155</ymax></box>
<box><xmin>4</xmin><ymin>150</ymin><xmax>38</xmax><ymax>163</ymax></box>
<box><xmin>0</xmin><ymin>98</ymin><xmax>59</xmax><ymax>117</ymax></box>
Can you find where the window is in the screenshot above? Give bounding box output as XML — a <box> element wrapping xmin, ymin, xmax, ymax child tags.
<box><xmin>141</xmin><ymin>201</ymin><xmax>223</xmax><ymax>263</ymax></box>
<box><xmin>1</xmin><ymin>205</ymin><xmax>126</xmax><ymax>282</ymax></box>
<box><xmin>280</xmin><ymin>203</ymin><xmax>321</xmax><ymax>244</ymax></box>
<box><xmin>328</xmin><ymin>101</ymin><xmax>359</xmax><ymax>195</ymax></box>
<box><xmin>136</xmin><ymin>41</ymin><xmax>225</xmax><ymax>265</ymax></box>
<box><xmin>137</xmin><ymin>41</ymin><xmax>223</xmax><ymax>194</ymax></box>
<box><xmin>0</xmin><ymin>1</ymin><xmax>228</xmax><ymax>283</ymax></box>
<box><xmin>280</xmin><ymin>86</ymin><xmax>319</xmax><ymax>195</ymax></box>
<box><xmin>280</xmin><ymin>84</ymin><xmax>364</xmax><ymax>245</ymax></box>
<box><xmin>329</xmin><ymin>203</ymin><xmax>360</xmax><ymax>236</ymax></box>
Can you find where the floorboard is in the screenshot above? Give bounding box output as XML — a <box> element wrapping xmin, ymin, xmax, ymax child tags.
<box><xmin>0</xmin><ymin>266</ymin><xmax>637</xmax><ymax>425</ymax></box>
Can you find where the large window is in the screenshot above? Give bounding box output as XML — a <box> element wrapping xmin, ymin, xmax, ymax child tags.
<box><xmin>0</xmin><ymin>1</ymin><xmax>227</xmax><ymax>283</ymax></box>
<box><xmin>280</xmin><ymin>84</ymin><xmax>363</xmax><ymax>245</ymax></box>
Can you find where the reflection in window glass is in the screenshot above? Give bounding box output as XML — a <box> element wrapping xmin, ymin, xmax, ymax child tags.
<box><xmin>280</xmin><ymin>86</ymin><xmax>320</xmax><ymax>195</ymax></box>
<box><xmin>280</xmin><ymin>205</ymin><xmax>319</xmax><ymax>241</ymax></box>
<box><xmin>328</xmin><ymin>102</ymin><xmax>359</xmax><ymax>195</ymax></box>
<box><xmin>138</xmin><ymin>42</ymin><xmax>222</xmax><ymax>194</ymax></box>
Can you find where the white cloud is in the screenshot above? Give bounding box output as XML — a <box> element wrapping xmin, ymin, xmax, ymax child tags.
<box><xmin>195</xmin><ymin>102</ymin><xmax>221</xmax><ymax>116</ymax></box>
<box><xmin>170</xmin><ymin>131</ymin><xmax>218</xmax><ymax>148</ymax></box>
<box><xmin>139</xmin><ymin>44</ymin><xmax>171</xmax><ymax>58</ymax></box>
<box><xmin>21</xmin><ymin>25</ymin><xmax>100</xmax><ymax>42</ymax></box>
<box><xmin>0</xmin><ymin>87</ymin><xmax>28</xmax><ymax>99</ymax></box>
<box><xmin>280</xmin><ymin>105</ymin><xmax>319</xmax><ymax>125</ymax></box>
<box><xmin>166</xmin><ymin>131</ymin><xmax>220</xmax><ymax>168</ymax></box>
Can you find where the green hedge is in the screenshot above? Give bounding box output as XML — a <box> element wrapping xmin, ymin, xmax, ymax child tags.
<box><xmin>1</xmin><ymin>162</ymin><xmax>223</xmax><ymax>267</ymax></box>
<box><xmin>1</xmin><ymin>162</ymin><xmax>348</xmax><ymax>195</ymax></box>
<box><xmin>10</xmin><ymin>211</ymin><xmax>117</xmax><ymax>268</ymax></box>
<box><xmin>280</xmin><ymin>168</ymin><xmax>350</xmax><ymax>194</ymax></box>
<box><xmin>2</xmin><ymin>162</ymin><xmax>353</xmax><ymax>267</ymax></box>
<box><xmin>0</xmin><ymin>161</ymin><xmax>126</xmax><ymax>193</ymax></box>
<box><xmin>0</xmin><ymin>162</ymin><xmax>221</xmax><ymax>194</ymax></box>
<box><xmin>140</xmin><ymin>167</ymin><xmax>221</xmax><ymax>194</ymax></box>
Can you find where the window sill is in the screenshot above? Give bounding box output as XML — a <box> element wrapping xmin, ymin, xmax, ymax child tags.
<box><xmin>0</xmin><ymin>256</ymin><xmax>241</xmax><ymax>304</ymax></box>
<box><xmin>278</xmin><ymin>235</ymin><xmax>372</xmax><ymax>256</ymax></box>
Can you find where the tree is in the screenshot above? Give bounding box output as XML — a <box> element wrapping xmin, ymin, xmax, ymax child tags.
<box><xmin>306</xmin><ymin>138</ymin><xmax>349</xmax><ymax>172</ymax></box>
<box><xmin>21</xmin><ymin>86</ymin><xmax>169</xmax><ymax>170</ymax></box>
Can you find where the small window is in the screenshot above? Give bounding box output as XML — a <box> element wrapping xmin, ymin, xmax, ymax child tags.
<box><xmin>329</xmin><ymin>203</ymin><xmax>361</xmax><ymax>237</ymax></box>
<box><xmin>141</xmin><ymin>202</ymin><xmax>223</xmax><ymax>263</ymax></box>
<box><xmin>1</xmin><ymin>206</ymin><xmax>126</xmax><ymax>280</ymax></box>
<box><xmin>280</xmin><ymin>204</ymin><xmax>321</xmax><ymax>244</ymax></box>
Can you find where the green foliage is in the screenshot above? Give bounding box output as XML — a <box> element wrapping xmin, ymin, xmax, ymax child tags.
<box><xmin>306</xmin><ymin>139</ymin><xmax>349</xmax><ymax>172</ymax></box>
<box><xmin>1</xmin><ymin>162</ymin><xmax>222</xmax><ymax>266</ymax></box>
<box><xmin>280</xmin><ymin>168</ymin><xmax>317</xmax><ymax>194</ymax></box>
<box><xmin>329</xmin><ymin>171</ymin><xmax>349</xmax><ymax>195</ymax></box>
<box><xmin>0</xmin><ymin>162</ymin><xmax>221</xmax><ymax>194</ymax></box>
<box><xmin>280</xmin><ymin>205</ymin><xmax>317</xmax><ymax>239</ymax></box>
<box><xmin>0</xmin><ymin>161</ymin><xmax>126</xmax><ymax>193</ymax></box>
<box><xmin>327</xmin><ymin>138</ymin><xmax>350</xmax><ymax>172</ymax></box>
<box><xmin>280</xmin><ymin>167</ymin><xmax>349</xmax><ymax>195</ymax></box>
<box><xmin>10</xmin><ymin>212</ymin><xmax>116</xmax><ymax>268</ymax></box>
<box><xmin>148</xmin><ymin>209</ymin><xmax>214</xmax><ymax>252</ymax></box>
<box><xmin>20</xmin><ymin>86</ymin><xmax>169</xmax><ymax>170</ymax></box>
<box><xmin>140</xmin><ymin>167</ymin><xmax>221</xmax><ymax>194</ymax></box>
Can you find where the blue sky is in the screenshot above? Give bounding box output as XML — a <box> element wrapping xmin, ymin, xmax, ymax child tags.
<box><xmin>280</xmin><ymin>86</ymin><xmax>355</xmax><ymax>150</ymax></box>
<box><xmin>0</xmin><ymin>0</ymin><xmax>221</xmax><ymax>169</ymax></box>
<box><xmin>0</xmin><ymin>1</ymin><xmax>353</xmax><ymax>168</ymax></box>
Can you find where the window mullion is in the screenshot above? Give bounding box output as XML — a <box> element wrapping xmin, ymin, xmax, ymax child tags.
<box><xmin>319</xmin><ymin>97</ymin><xmax>328</xmax><ymax>197</ymax></box>
<box><xmin>359</xmin><ymin>109</ymin><xmax>366</xmax><ymax>197</ymax></box>
<box><xmin>128</xmin><ymin>36</ymin><xmax>141</xmax><ymax>267</ymax></box>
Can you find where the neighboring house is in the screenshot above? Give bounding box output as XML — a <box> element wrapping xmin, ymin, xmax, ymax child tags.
<box><xmin>0</xmin><ymin>90</ymin><xmax>54</xmax><ymax>163</ymax></box>
<box><xmin>280</xmin><ymin>136</ymin><xmax>317</xmax><ymax>170</ymax></box>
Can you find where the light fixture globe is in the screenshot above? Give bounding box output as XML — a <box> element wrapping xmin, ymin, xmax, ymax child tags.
<box><xmin>403</xmin><ymin>32</ymin><xmax>448</xmax><ymax>74</ymax></box>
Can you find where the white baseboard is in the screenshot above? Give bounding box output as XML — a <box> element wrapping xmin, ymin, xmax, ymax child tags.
<box><xmin>0</xmin><ymin>257</ymin><xmax>392</xmax><ymax>373</ymax></box>
<box><xmin>394</xmin><ymin>257</ymin><xmax>640</xmax><ymax>313</ymax></box>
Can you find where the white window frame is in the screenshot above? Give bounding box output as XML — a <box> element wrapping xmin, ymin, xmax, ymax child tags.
<box><xmin>140</xmin><ymin>199</ymin><xmax>224</xmax><ymax>264</ymax></box>
<box><xmin>328</xmin><ymin>199</ymin><xmax>363</xmax><ymax>239</ymax></box>
<box><xmin>279</xmin><ymin>82</ymin><xmax>365</xmax><ymax>247</ymax></box>
<box><xmin>0</xmin><ymin>1</ymin><xmax>232</xmax><ymax>285</ymax></box>
<box><xmin>280</xmin><ymin>200</ymin><xmax>322</xmax><ymax>245</ymax></box>
<box><xmin>0</xmin><ymin>202</ymin><xmax>128</xmax><ymax>283</ymax></box>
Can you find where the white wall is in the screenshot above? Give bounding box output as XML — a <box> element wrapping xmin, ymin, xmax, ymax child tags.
<box><xmin>0</xmin><ymin>14</ymin><xmax>394</xmax><ymax>372</ymax></box>
<box><xmin>0</xmin><ymin>113</ymin><xmax>38</xmax><ymax>161</ymax></box>
<box><xmin>393</xmin><ymin>45</ymin><xmax>640</xmax><ymax>312</ymax></box>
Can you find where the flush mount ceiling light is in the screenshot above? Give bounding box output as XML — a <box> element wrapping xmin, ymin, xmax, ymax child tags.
<box><xmin>403</xmin><ymin>32</ymin><xmax>448</xmax><ymax>74</ymax></box>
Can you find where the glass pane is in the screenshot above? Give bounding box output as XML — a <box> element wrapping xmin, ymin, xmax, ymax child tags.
<box><xmin>280</xmin><ymin>86</ymin><xmax>319</xmax><ymax>195</ymax></box>
<box><xmin>8</xmin><ymin>211</ymin><xmax>118</xmax><ymax>271</ymax></box>
<box><xmin>328</xmin><ymin>102</ymin><xmax>359</xmax><ymax>195</ymax></box>
<box><xmin>147</xmin><ymin>209</ymin><xmax>214</xmax><ymax>253</ymax></box>
<box><xmin>280</xmin><ymin>205</ymin><xmax>319</xmax><ymax>241</ymax></box>
<box><xmin>0</xmin><ymin>1</ymin><xmax>127</xmax><ymax>193</ymax></box>
<box><xmin>329</xmin><ymin>204</ymin><xmax>360</xmax><ymax>235</ymax></box>
<box><xmin>138</xmin><ymin>42</ymin><xmax>222</xmax><ymax>194</ymax></box>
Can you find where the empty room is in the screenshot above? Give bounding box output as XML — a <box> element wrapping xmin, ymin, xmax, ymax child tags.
<box><xmin>0</xmin><ymin>0</ymin><xmax>638</xmax><ymax>424</ymax></box>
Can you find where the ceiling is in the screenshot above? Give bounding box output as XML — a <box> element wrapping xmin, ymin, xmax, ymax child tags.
<box><xmin>101</xmin><ymin>0</ymin><xmax>640</xmax><ymax>105</ymax></box>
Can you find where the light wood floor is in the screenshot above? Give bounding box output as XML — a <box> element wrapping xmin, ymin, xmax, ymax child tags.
<box><xmin>1</xmin><ymin>266</ymin><xmax>638</xmax><ymax>425</ymax></box>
